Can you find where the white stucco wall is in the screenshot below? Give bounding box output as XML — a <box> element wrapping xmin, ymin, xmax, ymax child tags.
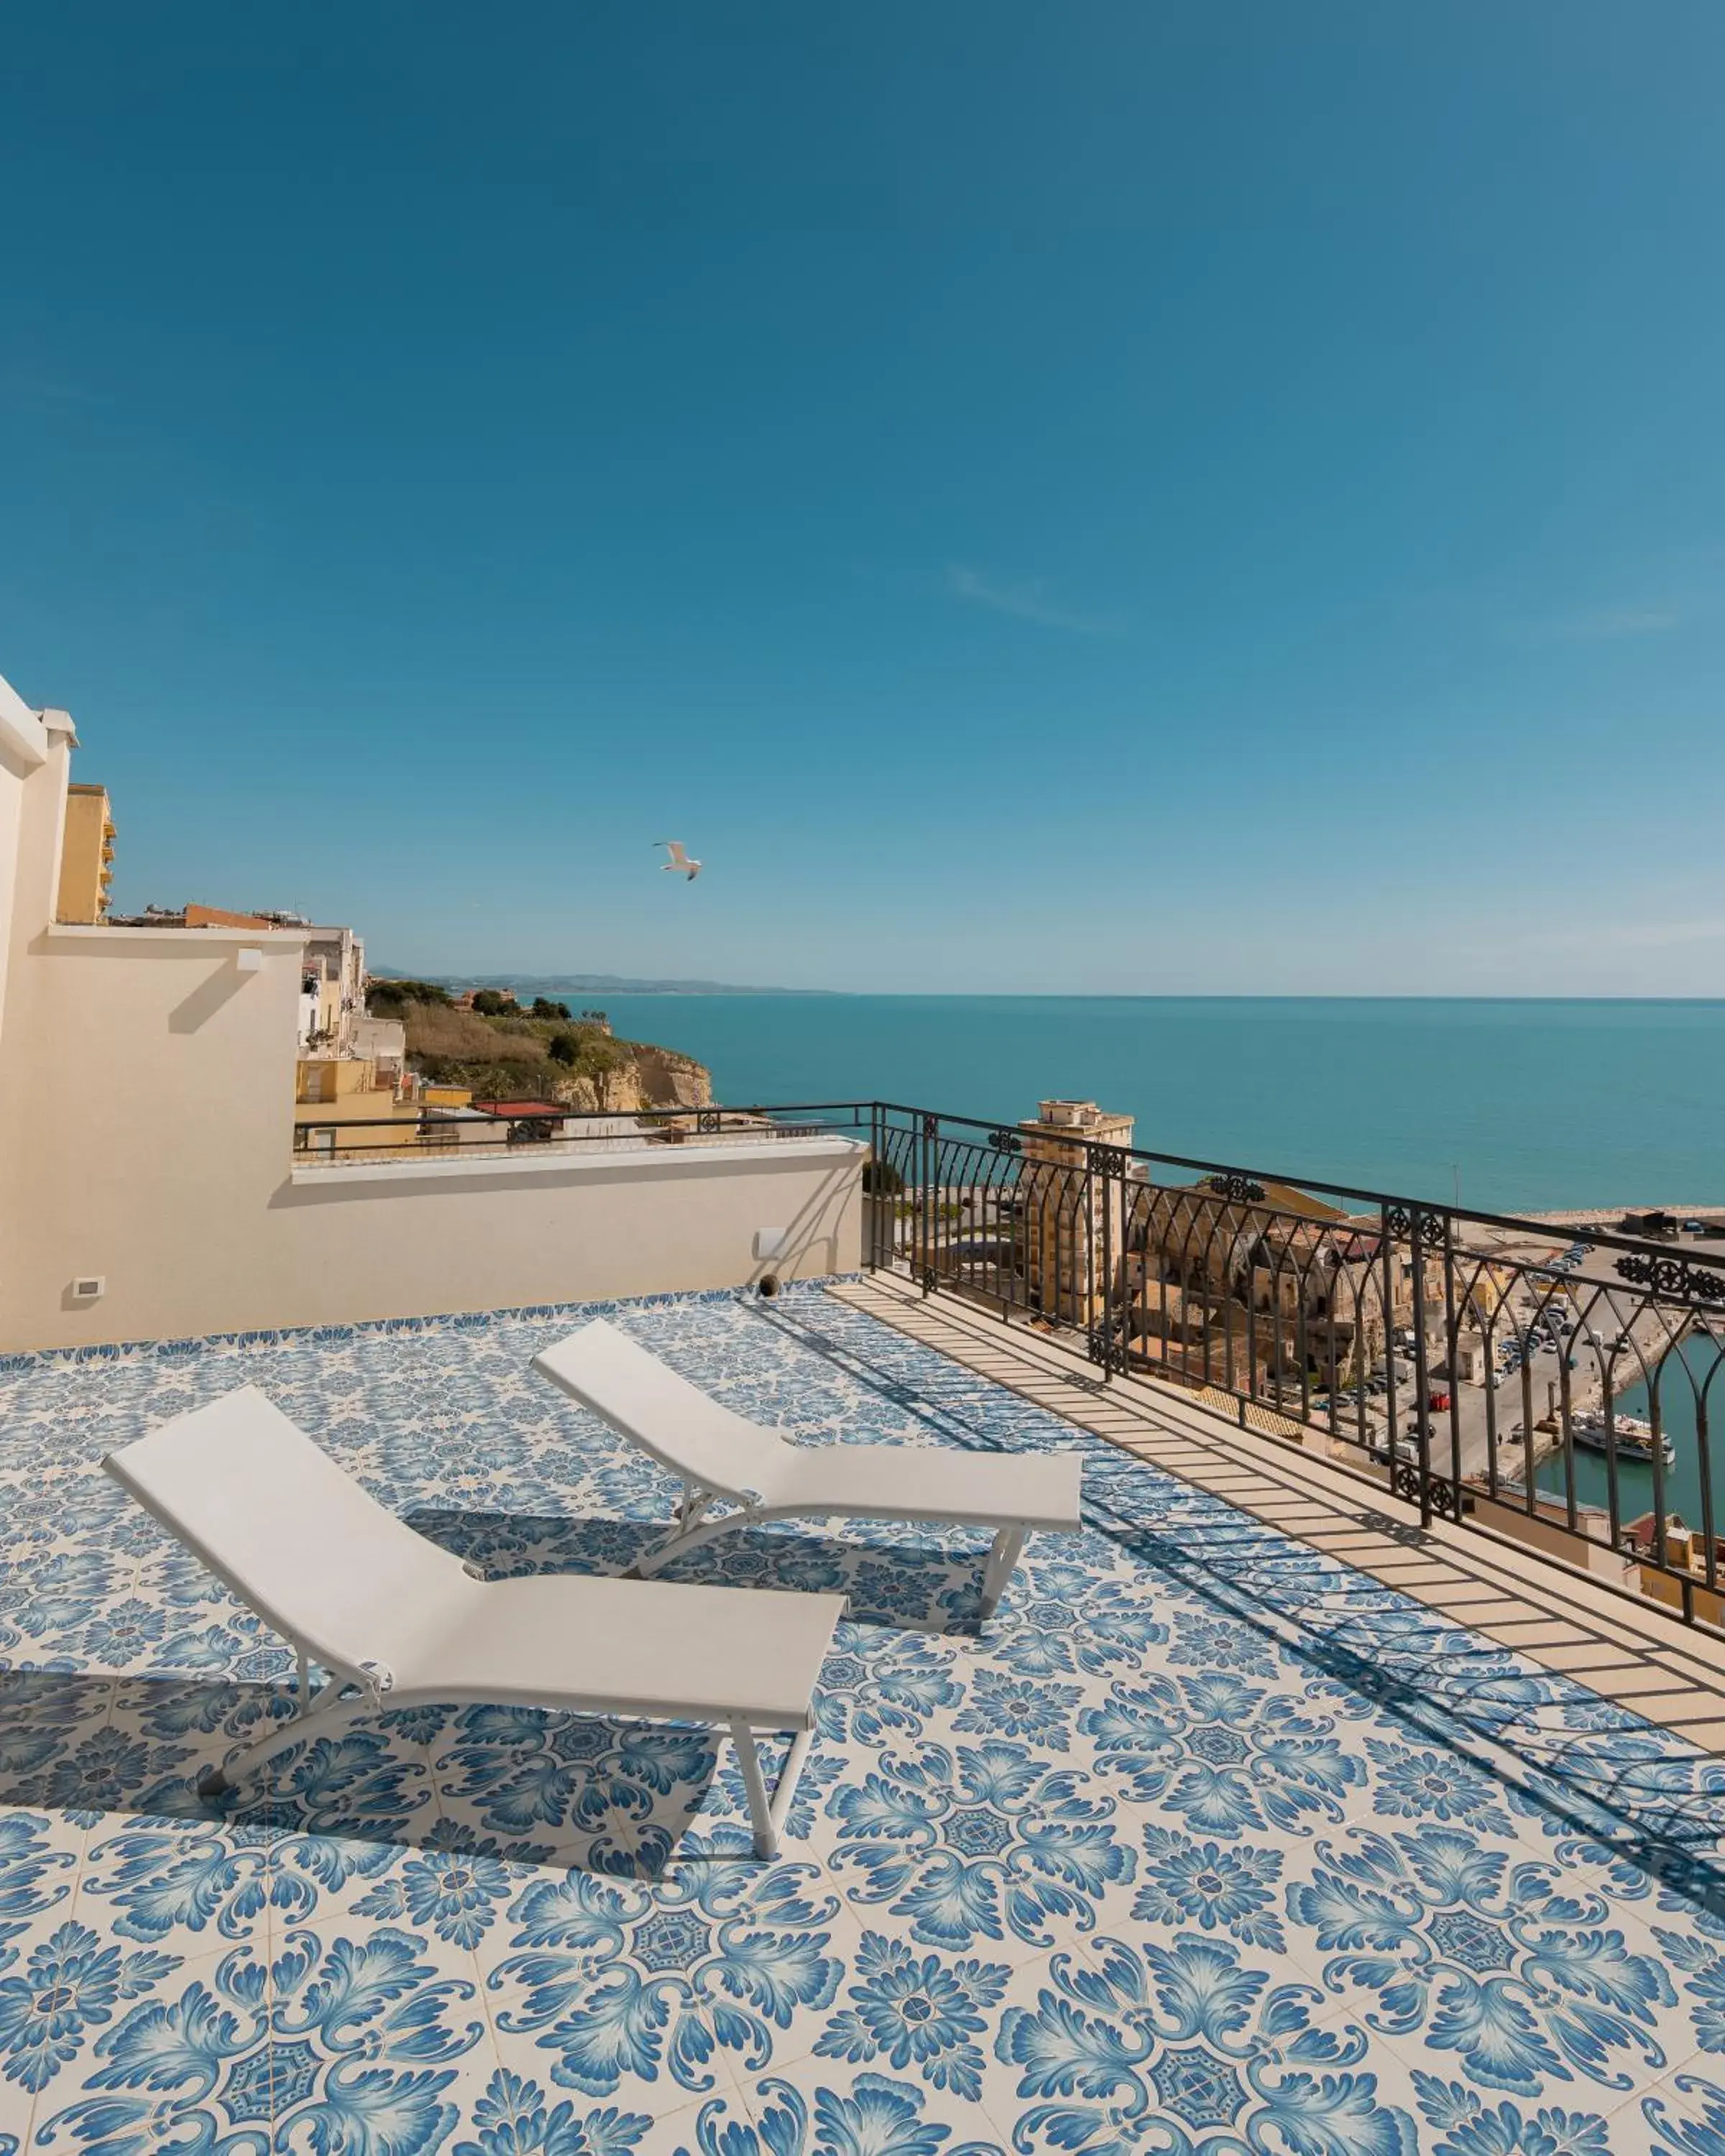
<box><xmin>0</xmin><ymin>673</ymin><xmax>49</xmax><ymax>1059</ymax></box>
<box><xmin>0</xmin><ymin>701</ymin><xmax>862</xmax><ymax>1350</ymax></box>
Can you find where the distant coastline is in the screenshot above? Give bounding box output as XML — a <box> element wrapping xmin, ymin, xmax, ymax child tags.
<box><xmin>571</xmin><ymin>992</ymin><xmax>1725</xmax><ymax>1216</ymax></box>
<box><xmin>374</xmin><ymin>970</ymin><xmax>840</xmax><ymax>998</ymax></box>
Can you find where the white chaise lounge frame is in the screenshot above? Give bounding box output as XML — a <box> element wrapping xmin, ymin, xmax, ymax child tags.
<box><xmin>533</xmin><ymin>1319</ymin><xmax>1084</xmax><ymax>1616</ymax></box>
<box><xmin>104</xmin><ymin>1386</ymin><xmax>845</xmax><ymax>1858</ymax></box>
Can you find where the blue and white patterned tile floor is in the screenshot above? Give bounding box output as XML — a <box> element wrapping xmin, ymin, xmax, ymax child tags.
<box><xmin>5</xmin><ymin>1284</ymin><xmax>1725</xmax><ymax>2151</ymax></box>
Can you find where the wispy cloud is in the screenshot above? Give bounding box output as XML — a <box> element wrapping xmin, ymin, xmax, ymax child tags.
<box><xmin>944</xmin><ymin>563</ymin><xmax>1122</xmax><ymax>636</ymax></box>
<box><xmin>1542</xmin><ymin>604</ymin><xmax>1683</xmax><ymax>640</ymax></box>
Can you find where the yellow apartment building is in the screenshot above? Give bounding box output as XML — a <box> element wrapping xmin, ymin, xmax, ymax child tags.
<box><xmin>55</xmin><ymin>781</ymin><xmax>114</xmax><ymax>923</ymax></box>
<box><xmin>293</xmin><ymin>1054</ymin><xmax>422</xmax><ymax>1155</ymax></box>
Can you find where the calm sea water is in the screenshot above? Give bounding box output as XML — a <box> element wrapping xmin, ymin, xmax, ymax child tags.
<box><xmin>1535</xmin><ymin>1332</ymin><xmax>1724</xmax><ymax>1531</ymax></box>
<box><xmin>593</xmin><ymin>994</ymin><xmax>1724</xmax><ymax>1216</ymax></box>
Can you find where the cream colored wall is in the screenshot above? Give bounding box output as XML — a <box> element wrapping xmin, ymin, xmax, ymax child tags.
<box><xmin>1</xmin><ymin>1133</ymin><xmax>862</xmax><ymax>1350</ymax></box>
<box><xmin>0</xmin><ymin>697</ymin><xmax>861</xmax><ymax>1350</ymax></box>
<box><xmin>0</xmin><ymin>676</ymin><xmax>49</xmax><ymax>1054</ymax></box>
<box><xmin>0</xmin><ymin>714</ymin><xmax>314</xmax><ymax>1344</ymax></box>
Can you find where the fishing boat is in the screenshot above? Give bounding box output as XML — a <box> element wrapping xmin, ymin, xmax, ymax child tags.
<box><xmin>1568</xmin><ymin>1410</ymin><xmax>1674</xmax><ymax>1468</ymax></box>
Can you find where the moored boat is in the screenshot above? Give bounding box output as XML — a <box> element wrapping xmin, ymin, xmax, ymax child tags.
<box><xmin>1569</xmin><ymin>1409</ymin><xmax>1674</xmax><ymax>1468</ymax></box>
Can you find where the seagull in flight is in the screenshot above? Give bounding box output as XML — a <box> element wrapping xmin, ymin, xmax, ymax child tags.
<box><xmin>655</xmin><ymin>839</ymin><xmax>702</xmax><ymax>881</ymax></box>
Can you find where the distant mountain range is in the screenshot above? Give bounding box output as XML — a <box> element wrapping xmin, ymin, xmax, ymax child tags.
<box><xmin>373</xmin><ymin>970</ymin><xmax>834</xmax><ymax>997</ymax></box>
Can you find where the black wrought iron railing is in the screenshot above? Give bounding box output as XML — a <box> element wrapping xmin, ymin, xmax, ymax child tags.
<box><xmin>290</xmin><ymin>1100</ymin><xmax>857</xmax><ymax>1163</ymax></box>
<box><xmin>290</xmin><ymin>1089</ymin><xmax>1725</xmax><ymax>1634</ymax></box>
<box><xmin>852</xmin><ymin>1102</ymin><xmax>1725</xmax><ymax>1637</ymax></box>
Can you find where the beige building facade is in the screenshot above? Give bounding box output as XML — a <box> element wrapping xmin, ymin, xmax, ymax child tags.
<box><xmin>55</xmin><ymin>780</ymin><xmax>114</xmax><ymax>923</ymax></box>
<box><xmin>0</xmin><ymin>671</ymin><xmax>862</xmax><ymax>1353</ymax></box>
<box><xmin>1016</xmin><ymin>1099</ymin><xmax>1138</xmax><ymax>1326</ymax></box>
<box><xmin>1131</xmin><ymin>1177</ymin><xmax>1413</xmax><ymax>1387</ymax></box>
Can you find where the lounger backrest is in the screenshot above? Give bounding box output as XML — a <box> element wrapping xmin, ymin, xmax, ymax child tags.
<box><xmin>533</xmin><ymin>1319</ymin><xmax>787</xmax><ymax>1498</ymax></box>
<box><xmin>104</xmin><ymin>1385</ymin><xmax>470</xmax><ymax>1683</ymax></box>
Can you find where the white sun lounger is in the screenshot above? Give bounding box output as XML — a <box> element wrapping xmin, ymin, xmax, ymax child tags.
<box><xmin>533</xmin><ymin>1319</ymin><xmax>1083</xmax><ymax>1615</ymax></box>
<box><xmin>104</xmin><ymin>1386</ymin><xmax>845</xmax><ymax>1858</ymax></box>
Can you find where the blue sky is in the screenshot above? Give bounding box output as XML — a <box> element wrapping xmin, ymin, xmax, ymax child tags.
<box><xmin>3</xmin><ymin>4</ymin><xmax>1721</xmax><ymax>993</ymax></box>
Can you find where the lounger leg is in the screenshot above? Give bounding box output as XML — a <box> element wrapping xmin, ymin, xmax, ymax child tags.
<box><xmin>727</xmin><ymin>1720</ymin><xmax>816</xmax><ymax>1860</ymax></box>
<box><xmin>197</xmin><ymin>1680</ymin><xmax>367</xmax><ymax>1799</ymax></box>
<box><xmin>730</xmin><ymin>1718</ymin><xmax>777</xmax><ymax>1858</ymax></box>
<box><xmin>768</xmin><ymin>1728</ymin><xmax>814</xmax><ymax>1849</ymax></box>
<box><xmin>634</xmin><ymin>1501</ymin><xmax>755</xmax><ymax>1579</ymax></box>
<box><xmin>978</xmin><ymin>1528</ymin><xmax>1028</xmax><ymax>1621</ymax></box>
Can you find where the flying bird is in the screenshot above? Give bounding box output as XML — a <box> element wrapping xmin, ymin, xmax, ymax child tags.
<box><xmin>655</xmin><ymin>839</ymin><xmax>702</xmax><ymax>880</ymax></box>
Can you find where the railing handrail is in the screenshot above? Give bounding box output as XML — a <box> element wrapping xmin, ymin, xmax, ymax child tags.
<box><xmin>857</xmin><ymin>1097</ymin><xmax>1725</xmax><ymax>1639</ymax></box>
<box><xmin>290</xmin><ymin>1092</ymin><xmax>1724</xmax><ymax>1271</ymax></box>
<box><xmin>290</xmin><ymin>1103</ymin><xmax>871</xmax><ymax>1121</ymax></box>
<box><xmin>284</xmin><ymin>1086</ymin><xmax>1725</xmax><ymax>1629</ymax></box>
<box><xmin>290</xmin><ymin>1100</ymin><xmax>872</xmax><ymax>1155</ymax></box>
<box><xmin>862</xmin><ymin>1098</ymin><xmax>1725</xmax><ymax>1268</ymax></box>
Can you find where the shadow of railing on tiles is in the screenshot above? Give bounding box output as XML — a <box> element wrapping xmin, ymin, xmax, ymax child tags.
<box><xmin>1080</xmin><ymin>1481</ymin><xmax>1725</xmax><ymax>1923</ymax></box>
<box><xmin>740</xmin><ymin>1295</ymin><xmax>1051</xmax><ymax>1458</ymax></box>
<box><xmin>762</xmin><ymin>1291</ymin><xmax>1725</xmax><ymax>1918</ymax></box>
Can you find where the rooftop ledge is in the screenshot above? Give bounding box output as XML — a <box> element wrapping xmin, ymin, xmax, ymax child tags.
<box><xmin>288</xmin><ymin>1130</ymin><xmax>865</xmax><ymax>1187</ymax></box>
<box><xmin>44</xmin><ymin>922</ymin><xmax>310</xmax><ymax>949</ymax></box>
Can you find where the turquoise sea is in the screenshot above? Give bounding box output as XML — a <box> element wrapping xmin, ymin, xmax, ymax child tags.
<box><xmin>1535</xmin><ymin>1333</ymin><xmax>1724</xmax><ymax>1534</ymax></box>
<box><xmin>593</xmin><ymin>994</ymin><xmax>1725</xmax><ymax>1217</ymax></box>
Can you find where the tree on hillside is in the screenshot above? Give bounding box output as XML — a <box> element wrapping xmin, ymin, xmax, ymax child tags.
<box><xmin>546</xmin><ymin>1027</ymin><xmax>626</xmax><ymax>1107</ymax></box>
<box><xmin>531</xmin><ymin>997</ymin><xmax>572</xmax><ymax>1019</ymax></box>
<box><xmin>366</xmin><ymin>979</ymin><xmax>453</xmax><ymax>1013</ymax></box>
<box><xmin>471</xmin><ymin>988</ymin><xmax>518</xmax><ymax>1016</ymax></box>
<box><xmin>581</xmin><ymin>1037</ymin><xmax>627</xmax><ymax>1109</ymax></box>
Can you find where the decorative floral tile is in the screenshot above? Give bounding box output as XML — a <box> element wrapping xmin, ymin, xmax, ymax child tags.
<box><xmin>472</xmin><ymin>1848</ymin><xmax>847</xmax><ymax>2121</ymax></box>
<box><xmin>448</xmin><ymin>2071</ymin><xmax>750</xmax><ymax>2156</ymax></box>
<box><xmin>1283</xmin><ymin>1820</ymin><xmax>1703</xmax><ymax>2106</ymax></box>
<box><xmin>27</xmin><ymin>1920</ymin><xmax>495</xmax><ymax>2150</ymax></box>
<box><xmin>980</xmin><ymin>1929</ymin><xmax>1414</xmax><ymax>2156</ymax></box>
<box><xmin>4</xmin><ymin>1279</ymin><xmax>1725</xmax><ymax>2150</ymax></box>
<box><xmin>820</xmin><ymin>1733</ymin><xmax>1138</xmax><ymax>1968</ymax></box>
<box><xmin>726</xmin><ymin>2053</ymin><xmax>1009</xmax><ymax>2156</ymax></box>
<box><xmin>1638</xmin><ymin>2068</ymin><xmax>1725</xmax><ymax>2156</ymax></box>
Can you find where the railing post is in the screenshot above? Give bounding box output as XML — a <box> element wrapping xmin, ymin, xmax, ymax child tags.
<box><xmin>1439</xmin><ymin>1211</ymin><xmax>1463</xmax><ymax>1526</ymax></box>
<box><xmin>1379</xmin><ymin>1204</ymin><xmax>1402</xmax><ymax>1508</ymax></box>
<box><xmin>1408</xmin><ymin>1210</ymin><xmax>1434</xmax><ymax>1529</ymax></box>
<box><xmin>920</xmin><ymin>1112</ymin><xmax>939</xmax><ymax>1297</ymax></box>
<box><xmin>1098</xmin><ymin>1146</ymin><xmax>1113</xmax><ymax>1381</ymax></box>
<box><xmin>865</xmin><ymin>1103</ymin><xmax>881</xmax><ymax>1271</ymax></box>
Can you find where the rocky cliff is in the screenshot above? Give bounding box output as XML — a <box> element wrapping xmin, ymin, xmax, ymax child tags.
<box><xmin>550</xmin><ymin>1042</ymin><xmax>712</xmax><ymax>1114</ymax></box>
<box><xmin>369</xmin><ymin>985</ymin><xmax>714</xmax><ymax>1115</ymax></box>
